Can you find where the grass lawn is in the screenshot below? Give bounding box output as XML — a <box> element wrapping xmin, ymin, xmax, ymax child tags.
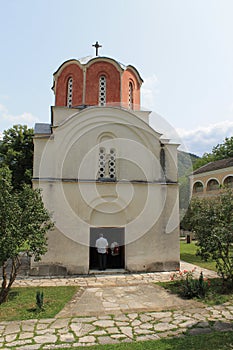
<box><xmin>180</xmin><ymin>240</ymin><xmax>217</xmax><ymax>271</ymax></box>
<box><xmin>0</xmin><ymin>286</ymin><xmax>77</xmax><ymax>321</ymax></box>
<box><xmin>58</xmin><ymin>331</ymin><xmax>233</xmax><ymax>350</ymax></box>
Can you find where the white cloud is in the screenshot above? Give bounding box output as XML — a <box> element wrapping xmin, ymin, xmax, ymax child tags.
<box><xmin>141</xmin><ymin>74</ymin><xmax>159</xmax><ymax>110</ymax></box>
<box><xmin>0</xmin><ymin>103</ymin><xmax>39</xmax><ymax>129</ymax></box>
<box><xmin>177</xmin><ymin>120</ymin><xmax>233</xmax><ymax>156</ymax></box>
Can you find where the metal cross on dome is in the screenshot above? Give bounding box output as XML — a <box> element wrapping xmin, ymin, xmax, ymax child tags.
<box><xmin>92</xmin><ymin>41</ymin><xmax>102</xmax><ymax>56</ymax></box>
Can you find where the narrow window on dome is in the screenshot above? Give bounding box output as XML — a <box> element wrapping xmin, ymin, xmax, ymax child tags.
<box><xmin>129</xmin><ymin>82</ymin><xmax>133</xmax><ymax>109</ymax></box>
<box><xmin>99</xmin><ymin>76</ymin><xmax>106</xmax><ymax>106</ymax></box>
<box><xmin>67</xmin><ymin>77</ymin><xmax>73</xmax><ymax>107</ymax></box>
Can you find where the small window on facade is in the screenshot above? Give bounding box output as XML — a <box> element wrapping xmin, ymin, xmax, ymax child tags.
<box><xmin>98</xmin><ymin>147</ymin><xmax>106</xmax><ymax>179</ymax></box>
<box><xmin>207</xmin><ymin>179</ymin><xmax>219</xmax><ymax>191</ymax></box>
<box><xmin>129</xmin><ymin>82</ymin><xmax>133</xmax><ymax>109</ymax></box>
<box><xmin>108</xmin><ymin>148</ymin><xmax>116</xmax><ymax>179</ymax></box>
<box><xmin>193</xmin><ymin>182</ymin><xmax>204</xmax><ymax>193</ymax></box>
<box><xmin>98</xmin><ymin>147</ymin><xmax>116</xmax><ymax>180</ymax></box>
<box><xmin>99</xmin><ymin>76</ymin><xmax>106</xmax><ymax>106</ymax></box>
<box><xmin>67</xmin><ymin>77</ymin><xmax>73</xmax><ymax>108</ymax></box>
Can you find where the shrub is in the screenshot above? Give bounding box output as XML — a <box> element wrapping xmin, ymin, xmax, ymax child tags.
<box><xmin>170</xmin><ymin>268</ymin><xmax>210</xmax><ymax>299</ymax></box>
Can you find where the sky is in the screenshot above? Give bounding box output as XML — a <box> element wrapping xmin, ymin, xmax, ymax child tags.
<box><xmin>1</xmin><ymin>0</ymin><xmax>233</xmax><ymax>156</ymax></box>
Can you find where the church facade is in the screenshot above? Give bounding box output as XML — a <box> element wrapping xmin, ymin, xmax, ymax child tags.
<box><xmin>31</xmin><ymin>54</ymin><xmax>180</xmax><ymax>275</ymax></box>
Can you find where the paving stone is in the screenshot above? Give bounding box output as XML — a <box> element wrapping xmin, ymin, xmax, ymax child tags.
<box><xmin>197</xmin><ymin>321</ymin><xmax>210</xmax><ymax>328</ymax></box>
<box><xmin>35</xmin><ymin>329</ymin><xmax>54</xmax><ymax>335</ymax></box>
<box><xmin>13</xmin><ymin>344</ymin><xmax>41</xmax><ymax>350</ymax></box>
<box><xmin>111</xmin><ymin>334</ymin><xmax>127</xmax><ymax>339</ymax></box>
<box><xmin>119</xmin><ymin>326</ymin><xmax>134</xmax><ymax>339</ymax></box>
<box><xmin>149</xmin><ymin>312</ymin><xmax>172</xmax><ymax>319</ymax></box>
<box><xmin>72</xmin><ymin>317</ymin><xmax>97</xmax><ymax>323</ymax></box>
<box><xmin>191</xmin><ymin>313</ymin><xmax>207</xmax><ymax>321</ymax></box>
<box><xmin>93</xmin><ymin>320</ymin><xmax>115</xmax><ymax>328</ymax></box>
<box><xmin>98</xmin><ymin>336</ymin><xmax>120</xmax><ymax>344</ymax></box>
<box><xmin>115</xmin><ymin>321</ymin><xmax>129</xmax><ymax>326</ymax></box>
<box><xmin>127</xmin><ymin>313</ymin><xmax>138</xmax><ymax>321</ymax></box>
<box><xmin>140</xmin><ymin>314</ymin><xmax>153</xmax><ymax>322</ymax></box>
<box><xmin>50</xmin><ymin>319</ymin><xmax>69</xmax><ymax>329</ymax></box>
<box><xmin>114</xmin><ymin>315</ymin><xmax>129</xmax><ymax>322</ymax></box>
<box><xmin>91</xmin><ymin>330</ymin><xmax>107</xmax><ymax>335</ymax></box>
<box><xmin>222</xmin><ymin>311</ymin><xmax>233</xmax><ymax>320</ymax></box>
<box><xmin>140</xmin><ymin>322</ymin><xmax>153</xmax><ymax>330</ymax></box>
<box><xmin>21</xmin><ymin>324</ymin><xmax>35</xmax><ymax>332</ymax></box>
<box><xmin>4</xmin><ymin>323</ymin><xmax>20</xmax><ymax>335</ymax></box>
<box><xmin>154</xmin><ymin>322</ymin><xmax>177</xmax><ymax>332</ymax></box>
<box><xmin>188</xmin><ymin>328</ymin><xmax>212</xmax><ymax>335</ymax></box>
<box><xmin>43</xmin><ymin>344</ymin><xmax>71</xmax><ymax>349</ymax></box>
<box><xmin>98</xmin><ymin>315</ymin><xmax>112</xmax><ymax>320</ymax></box>
<box><xmin>6</xmin><ymin>339</ymin><xmax>33</xmax><ymax>347</ymax></box>
<box><xmin>213</xmin><ymin>321</ymin><xmax>233</xmax><ymax>332</ymax></box>
<box><xmin>34</xmin><ymin>334</ymin><xmax>57</xmax><ymax>344</ymax></box>
<box><xmin>106</xmin><ymin>327</ymin><xmax>120</xmax><ymax>334</ymax></box>
<box><xmin>134</xmin><ymin>328</ymin><xmax>154</xmax><ymax>335</ymax></box>
<box><xmin>5</xmin><ymin>333</ymin><xmax>17</xmax><ymax>342</ymax></box>
<box><xmin>178</xmin><ymin>320</ymin><xmax>196</xmax><ymax>328</ymax></box>
<box><xmin>131</xmin><ymin>319</ymin><xmax>142</xmax><ymax>327</ymax></box>
<box><xmin>36</xmin><ymin>323</ymin><xmax>50</xmax><ymax>330</ymax></box>
<box><xmin>57</xmin><ymin>327</ymin><xmax>70</xmax><ymax>334</ymax></box>
<box><xmin>79</xmin><ymin>323</ymin><xmax>96</xmax><ymax>337</ymax></box>
<box><xmin>59</xmin><ymin>333</ymin><xmax>75</xmax><ymax>342</ymax></box>
<box><xmin>19</xmin><ymin>332</ymin><xmax>34</xmax><ymax>339</ymax></box>
<box><xmin>38</xmin><ymin>318</ymin><xmax>56</xmax><ymax>324</ymax></box>
<box><xmin>136</xmin><ymin>334</ymin><xmax>160</xmax><ymax>341</ymax></box>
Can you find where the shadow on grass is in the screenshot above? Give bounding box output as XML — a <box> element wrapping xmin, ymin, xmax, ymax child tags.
<box><xmin>7</xmin><ymin>290</ymin><xmax>20</xmax><ymax>301</ymax></box>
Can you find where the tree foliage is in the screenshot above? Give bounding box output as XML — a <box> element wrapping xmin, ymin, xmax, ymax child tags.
<box><xmin>0</xmin><ymin>167</ymin><xmax>54</xmax><ymax>304</ymax></box>
<box><xmin>0</xmin><ymin>125</ymin><xmax>34</xmax><ymax>189</ymax></box>
<box><xmin>193</xmin><ymin>136</ymin><xmax>233</xmax><ymax>170</ymax></box>
<box><xmin>182</xmin><ymin>189</ymin><xmax>233</xmax><ymax>284</ymax></box>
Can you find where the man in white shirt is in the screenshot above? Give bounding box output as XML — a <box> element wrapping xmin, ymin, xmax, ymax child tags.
<box><xmin>95</xmin><ymin>234</ymin><xmax>108</xmax><ymax>271</ymax></box>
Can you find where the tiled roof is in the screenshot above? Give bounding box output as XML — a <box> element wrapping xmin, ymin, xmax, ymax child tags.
<box><xmin>193</xmin><ymin>157</ymin><xmax>233</xmax><ymax>175</ymax></box>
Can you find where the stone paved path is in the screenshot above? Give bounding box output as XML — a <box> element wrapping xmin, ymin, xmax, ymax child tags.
<box><xmin>0</xmin><ymin>262</ymin><xmax>232</xmax><ymax>349</ymax></box>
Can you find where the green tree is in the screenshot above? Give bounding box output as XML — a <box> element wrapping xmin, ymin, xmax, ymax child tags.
<box><xmin>193</xmin><ymin>136</ymin><xmax>233</xmax><ymax>170</ymax></box>
<box><xmin>183</xmin><ymin>189</ymin><xmax>233</xmax><ymax>284</ymax></box>
<box><xmin>0</xmin><ymin>125</ymin><xmax>34</xmax><ymax>189</ymax></box>
<box><xmin>0</xmin><ymin>167</ymin><xmax>54</xmax><ymax>304</ymax></box>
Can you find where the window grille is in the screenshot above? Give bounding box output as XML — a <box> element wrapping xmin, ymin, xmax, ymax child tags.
<box><xmin>129</xmin><ymin>82</ymin><xmax>133</xmax><ymax>109</ymax></box>
<box><xmin>99</xmin><ymin>76</ymin><xmax>106</xmax><ymax>106</ymax></box>
<box><xmin>67</xmin><ymin>77</ymin><xmax>73</xmax><ymax>107</ymax></box>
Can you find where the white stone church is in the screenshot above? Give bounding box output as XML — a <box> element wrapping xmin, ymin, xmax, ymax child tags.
<box><xmin>31</xmin><ymin>51</ymin><xmax>180</xmax><ymax>275</ymax></box>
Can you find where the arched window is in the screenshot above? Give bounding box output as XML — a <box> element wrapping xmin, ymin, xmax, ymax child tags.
<box><xmin>223</xmin><ymin>176</ymin><xmax>233</xmax><ymax>188</ymax></box>
<box><xmin>67</xmin><ymin>77</ymin><xmax>73</xmax><ymax>107</ymax></box>
<box><xmin>160</xmin><ymin>147</ymin><xmax>166</xmax><ymax>178</ymax></box>
<box><xmin>207</xmin><ymin>179</ymin><xmax>219</xmax><ymax>191</ymax></box>
<box><xmin>193</xmin><ymin>181</ymin><xmax>204</xmax><ymax>193</ymax></box>
<box><xmin>99</xmin><ymin>76</ymin><xmax>106</xmax><ymax>106</ymax></box>
<box><xmin>129</xmin><ymin>82</ymin><xmax>133</xmax><ymax>109</ymax></box>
